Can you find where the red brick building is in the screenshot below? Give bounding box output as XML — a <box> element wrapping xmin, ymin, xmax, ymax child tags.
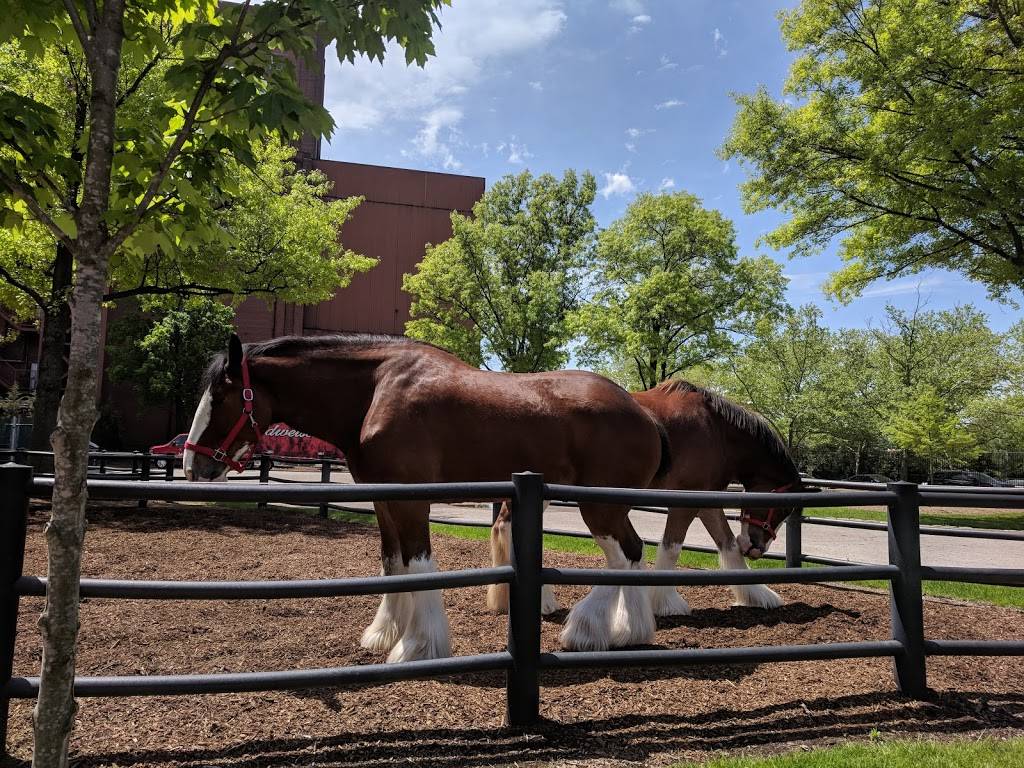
<box><xmin>9</xmin><ymin>47</ymin><xmax>485</xmax><ymax>448</ymax></box>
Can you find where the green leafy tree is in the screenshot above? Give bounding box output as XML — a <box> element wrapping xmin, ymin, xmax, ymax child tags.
<box><xmin>886</xmin><ymin>387</ymin><xmax>982</xmax><ymax>479</ymax></box>
<box><xmin>574</xmin><ymin>191</ymin><xmax>787</xmax><ymax>390</ymax></box>
<box><xmin>871</xmin><ymin>301</ymin><xmax>1003</xmax><ymax>412</ymax></box>
<box><xmin>721</xmin><ymin>0</ymin><xmax>1024</xmax><ymax>301</ymax></box>
<box><xmin>719</xmin><ymin>305</ymin><xmax>834</xmax><ymax>464</ymax></box>
<box><xmin>0</xmin><ymin>2</ymin><xmax>445</xmax><ymax>763</ymax></box>
<box><xmin>106</xmin><ymin>299</ymin><xmax>235</xmax><ymax>435</ymax></box>
<box><xmin>403</xmin><ymin>170</ymin><xmax>597</xmax><ymax>371</ymax></box>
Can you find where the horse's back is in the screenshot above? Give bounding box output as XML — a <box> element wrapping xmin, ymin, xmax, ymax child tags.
<box><xmin>358</xmin><ymin>352</ymin><xmax>663</xmax><ymax>486</ymax></box>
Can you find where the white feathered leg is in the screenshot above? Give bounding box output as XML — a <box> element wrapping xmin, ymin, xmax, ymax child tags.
<box><xmin>561</xmin><ymin>535</ymin><xmax>655</xmax><ymax>650</ymax></box>
<box><xmin>387</xmin><ymin>555</ymin><xmax>452</xmax><ymax>662</ymax></box>
<box><xmin>721</xmin><ymin>539</ymin><xmax>784</xmax><ymax>609</ymax></box>
<box><xmin>360</xmin><ymin>556</ymin><xmax>412</xmax><ymax>653</ymax></box>
<box><xmin>649</xmin><ymin>541</ymin><xmax>691</xmax><ymax>616</ymax></box>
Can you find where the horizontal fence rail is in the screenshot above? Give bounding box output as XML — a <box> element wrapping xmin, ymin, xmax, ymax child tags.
<box><xmin>15</xmin><ymin>567</ymin><xmax>515</xmax><ymax>600</ymax></box>
<box><xmin>540</xmin><ymin>640</ymin><xmax>906</xmax><ymax>671</ymax></box>
<box><xmin>4</xmin><ymin>653</ymin><xmax>513</xmax><ymax>699</ymax></box>
<box><xmin>2</xmin><ymin>467</ymin><xmax>1023</xmax><ymax>752</ymax></box>
<box><xmin>542</xmin><ymin>565</ymin><xmax>898</xmax><ymax>587</ymax></box>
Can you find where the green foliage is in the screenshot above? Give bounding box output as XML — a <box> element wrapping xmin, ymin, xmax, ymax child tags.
<box><xmin>711</xmin><ymin>299</ymin><xmax>1016</xmax><ymax>477</ymax></box>
<box><xmin>106</xmin><ymin>298</ymin><xmax>235</xmax><ymax>431</ymax></box>
<box><xmin>885</xmin><ymin>387</ymin><xmax>981</xmax><ymax>472</ymax></box>
<box><xmin>404</xmin><ymin>170</ymin><xmax>597</xmax><ymax>371</ymax></box>
<box><xmin>0</xmin><ymin>1</ymin><xmax>447</xmax><ymax>263</ymax></box>
<box><xmin>574</xmin><ymin>191</ymin><xmax>787</xmax><ymax>390</ymax></box>
<box><xmin>0</xmin><ymin>383</ymin><xmax>32</xmax><ymax>418</ymax></box>
<box><xmin>721</xmin><ymin>0</ymin><xmax>1024</xmax><ymax>301</ymax></box>
<box><xmin>717</xmin><ymin>305</ymin><xmax>834</xmax><ymax>461</ymax></box>
<box><xmin>108</xmin><ymin>137</ymin><xmax>375</xmax><ymax>305</ymax></box>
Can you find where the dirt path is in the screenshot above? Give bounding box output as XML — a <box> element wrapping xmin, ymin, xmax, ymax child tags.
<box><xmin>5</xmin><ymin>501</ymin><xmax>1023</xmax><ymax>767</ymax></box>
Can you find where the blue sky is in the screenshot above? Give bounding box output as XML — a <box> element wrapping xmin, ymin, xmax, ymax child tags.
<box><xmin>321</xmin><ymin>0</ymin><xmax>1022</xmax><ymax>332</ymax></box>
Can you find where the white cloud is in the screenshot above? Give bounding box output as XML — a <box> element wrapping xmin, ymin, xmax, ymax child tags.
<box><xmin>407</xmin><ymin>106</ymin><xmax>464</xmax><ymax>169</ymax></box>
<box><xmin>611</xmin><ymin>0</ymin><xmax>645</xmax><ymax>14</ymax></box>
<box><xmin>625</xmin><ymin>127</ymin><xmax>653</xmax><ymax>139</ymax></box>
<box><xmin>600</xmin><ymin>172</ymin><xmax>636</xmax><ymax>199</ymax></box>
<box><xmin>632</xmin><ymin>14</ymin><xmax>652</xmax><ymax>24</ymax></box>
<box><xmin>861</xmin><ymin>276</ymin><xmax>948</xmax><ymax>298</ymax></box>
<box><xmin>625</xmin><ymin>142</ymin><xmax>636</xmax><ymax>153</ymax></box>
<box><xmin>657</xmin><ymin>54</ymin><xmax>678</xmax><ymax>71</ymax></box>
<box><xmin>713</xmin><ymin>27</ymin><xmax>728</xmax><ymax>57</ymax></box>
<box><xmin>783</xmin><ymin>271</ymin><xmax>829</xmax><ymax>293</ymax></box>
<box><xmin>721</xmin><ymin>161</ymin><xmax>731</xmax><ymax>174</ymax></box>
<box><xmin>325</xmin><ymin>0</ymin><xmax>567</xmax><ymax>141</ymax></box>
<box><xmin>658</xmin><ymin>177</ymin><xmax>675</xmax><ymax>191</ymax></box>
<box><xmin>655</xmin><ymin>98</ymin><xmax>685</xmax><ymax>110</ymax></box>
<box><xmin>529</xmin><ymin>80</ymin><xmax>544</xmax><ymax>92</ymax></box>
<box><xmin>497</xmin><ymin>139</ymin><xmax>533</xmax><ymax>164</ymax></box>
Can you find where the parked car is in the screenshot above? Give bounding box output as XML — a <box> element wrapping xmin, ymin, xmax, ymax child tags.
<box><xmin>259</xmin><ymin>423</ymin><xmax>343</xmax><ymax>466</ymax></box>
<box><xmin>149</xmin><ymin>434</ymin><xmax>188</xmax><ymax>468</ymax></box>
<box><xmin>149</xmin><ymin>424</ymin><xmax>343</xmax><ymax>469</ymax></box>
<box><xmin>925</xmin><ymin>470</ymin><xmax>1012</xmax><ymax>488</ymax></box>
<box><xmin>844</xmin><ymin>473</ymin><xmax>894</xmax><ymax>484</ymax></box>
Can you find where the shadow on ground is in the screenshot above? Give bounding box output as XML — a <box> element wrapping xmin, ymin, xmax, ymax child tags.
<box><xmin>6</xmin><ymin>691</ymin><xmax>1021</xmax><ymax>768</ymax></box>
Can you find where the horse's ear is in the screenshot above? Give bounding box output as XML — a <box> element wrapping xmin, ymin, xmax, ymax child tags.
<box><xmin>227</xmin><ymin>334</ymin><xmax>243</xmax><ymax>379</ymax></box>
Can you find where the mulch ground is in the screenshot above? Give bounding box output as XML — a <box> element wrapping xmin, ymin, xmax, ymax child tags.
<box><xmin>4</xmin><ymin>501</ymin><xmax>1023</xmax><ymax>768</ymax></box>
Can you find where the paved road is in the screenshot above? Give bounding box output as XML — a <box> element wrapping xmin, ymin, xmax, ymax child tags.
<box><xmin>138</xmin><ymin>466</ymin><xmax>1024</xmax><ymax>570</ymax></box>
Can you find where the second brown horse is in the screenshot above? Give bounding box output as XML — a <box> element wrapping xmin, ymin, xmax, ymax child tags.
<box><xmin>491</xmin><ymin>379</ymin><xmax>804</xmax><ymax>619</ymax></box>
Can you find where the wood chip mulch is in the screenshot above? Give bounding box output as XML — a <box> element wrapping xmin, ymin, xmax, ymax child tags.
<box><xmin>4</xmin><ymin>501</ymin><xmax>1023</xmax><ymax>767</ymax></box>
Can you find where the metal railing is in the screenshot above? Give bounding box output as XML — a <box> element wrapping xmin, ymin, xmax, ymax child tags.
<box><xmin>1</xmin><ymin>466</ymin><xmax>1022</xmax><ymax>754</ymax></box>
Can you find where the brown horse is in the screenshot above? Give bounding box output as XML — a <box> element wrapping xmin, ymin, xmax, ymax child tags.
<box><xmin>490</xmin><ymin>380</ymin><xmax>805</xmax><ymax>617</ymax></box>
<box><xmin>184</xmin><ymin>333</ymin><xmax>670</xmax><ymax>661</ymax></box>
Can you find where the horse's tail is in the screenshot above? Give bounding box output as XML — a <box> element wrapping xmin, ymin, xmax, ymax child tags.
<box><xmin>486</xmin><ymin>502</ymin><xmax>512</xmax><ymax>614</ymax></box>
<box><xmin>653</xmin><ymin>415</ymin><xmax>673</xmax><ymax>481</ymax></box>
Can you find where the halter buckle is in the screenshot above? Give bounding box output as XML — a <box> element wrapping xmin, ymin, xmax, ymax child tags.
<box><xmin>242</xmin><ymin>388</ymin><xmax>254</xmax><ymax>402</ymax></box>
<box><xmin>212</xmin><ymin>448</ymin><xmax>227</xmax><ymax>462</ymax></box>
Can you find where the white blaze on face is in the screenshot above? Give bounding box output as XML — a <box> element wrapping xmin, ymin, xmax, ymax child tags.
<box><xmin>183</xmin><ymin>388</ymin><xmax>213</xmax><ymax>480</ymax></box>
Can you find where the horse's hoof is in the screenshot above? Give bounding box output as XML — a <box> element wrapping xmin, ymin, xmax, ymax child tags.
<box><xmin>360</xmin><ymin>622</ymin><xmax>402</xmax><ymax>653</ymax></box>
<box><xmin>610</xmin><ymin>586</ymin><xmax>656</xmax><ymax>647</ymax></box>
<box><xmin>486</xmin><ymin>583</ymin><xmax>510</xmax><ymax>614</ymax></box>
<box><xmin>650</xmin><ymin>585</ymin><xmax>691</xmax><ymax>617</ymax></box>
<box><xmin>541</xmin><ymin>584</ymin><xmax>562</xmax><ymax>616</ymax></box>
<box><xmin>560</xmin><ymin>588</ymin><xmax>615</xmax><ymax>651</ymax></box>
<box><xmin>733</xmin><ymin>584</ymin><xmax>784</xmax><ymax>609</ymax></box>
<box><xmin>386</xmin><ymin>632</ymin><xmax>452</xmax><ymax>663</ymax></box>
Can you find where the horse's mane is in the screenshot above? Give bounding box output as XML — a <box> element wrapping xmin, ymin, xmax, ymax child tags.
<box><xmin>200</xmin><ymin>333</ymin><xmax>429</xmax><ymax>391</ymax></box>
<box><xmin>655</xmin><ymin>379</ymin><xmax>797</xmax><ymax>473</ymax></box>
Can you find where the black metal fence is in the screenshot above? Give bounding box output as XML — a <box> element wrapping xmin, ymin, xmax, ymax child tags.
<box><xmin>1</xmin><ymin>466</ymin><xmax>1023</xmax><ymax>756</ymax></box>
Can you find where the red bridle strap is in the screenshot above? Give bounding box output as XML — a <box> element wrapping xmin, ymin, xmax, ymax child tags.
<box><xmin>184</xmin><ymin>357</ymin><xmax>262</xmax><ymax>473</ymax></box>
<box><xmin>739</xmin><ymin>481</ymin><xmax>797</xmax><ymax>539</ymax></box>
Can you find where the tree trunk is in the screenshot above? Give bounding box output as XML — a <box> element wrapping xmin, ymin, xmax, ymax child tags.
<box><xmin>33</xmin><ymin>3</ymin><xmax>126</xmax><ymax>765</ymax></box>
<box><xmin>29</xmin><ymin>246</ymin><xmax>74</xmax><ymax>453</ymax></box>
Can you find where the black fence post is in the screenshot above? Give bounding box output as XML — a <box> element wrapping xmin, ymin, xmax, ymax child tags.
<box><xmin>138</xmin><ymin>454</ymin><xmax>151</xmax><ymax>508</ymax></box>
<box><xmin>258</xmin><ymin>454</ymin><xmax>270</xmax><ymax>509</ymax></box>
<box><xmin>506</xmin><ymin>471</ymin><xmax>543</xmax><ymax>727</ymax></box>
<box><xmin>886</xmin><ymin>481</ymin><xmax>927</xmax><ymax>697</ymax></box>
<box><xmin>319</xmin><ymin>454</ymin><xmax>331</xmax><ymax>518</ymax></box>
<box><xmin>491</xmin><ymin>502</ymin><xmax>503</xmax><ymax>524</ymax></box>
<box><xmin>98</xmin><ymin>451</ymin><xmax>106</xmax><ymax>475</ymax></box>
<box><xmin>164</xmin><ymin>455</ymin><xmax>175</xmax><ymax>481</ymax></box>
<box><xmin>785</xmin><ymin>509</ymin><xmax>803</xmax><ymax>569</ymax></box>
<box><xmin>130</xmin><ymin>452</ymin><xmax>139</xmax><ymax>476</ymax></box>
<box><xmin>1</xmin><ymin>462</ymin><xmax>32</xmax><ymax>756</ymax></box>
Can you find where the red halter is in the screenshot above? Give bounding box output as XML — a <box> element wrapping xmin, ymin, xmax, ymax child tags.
<box><xmin>184</xmin><ymin>357</ymin><xmax>263</xmax><ymax>474</ymax></box>
<box><xmin>739</xmin><ymin>481</ymin><xmax>797</xmax><ymax>539</ymax></box>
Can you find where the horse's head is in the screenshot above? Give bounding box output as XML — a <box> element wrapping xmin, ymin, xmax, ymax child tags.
<box><xmin>737</xmin><ymin>478</ymin><xmax>819</xmax><ymax>559</ymax></box>
<box><xmin>184</xmin><ymin>334</ymin><xmax>272</xmax><ymax>481</ymax></box>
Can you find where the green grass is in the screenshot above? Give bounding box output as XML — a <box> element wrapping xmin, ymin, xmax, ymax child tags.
<box><xmin>805</xmin><ymin>506</ymin><xmax>1024</xmax><ymax>531</ymax></box>
<box><xmin>675</xmin><ymin>738</ymin><xmax>1024</xmax><ymax>768</ymax></box>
